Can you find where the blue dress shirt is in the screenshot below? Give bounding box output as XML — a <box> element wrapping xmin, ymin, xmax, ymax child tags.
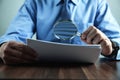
<box><xmin>0</xmin><ymin>0</ymin><xmax>120</xmax><ymax>60</ymax></box>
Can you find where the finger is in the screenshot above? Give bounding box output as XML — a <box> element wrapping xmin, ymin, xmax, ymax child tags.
<box><xmin>86</xmin><ymin>28</ymin><xmax>97</xmax><ymax>44</ymax></box>
<box><xmin>4</xmin><ymin>42</ymin><xmax>37</xmax><ymax>62</ymax></box>
<box><xmin>92</xmin><ymin>35</ymin><xmax>103</xmax><ymax>44</ymax></box>
<box><xmin>9</xmin><ymin>41</ymin><xmax>25</xmax><ymax>52</ymax></box>
<box><xmin>8</xmin><ymin>42</ymin><xmax>38</xmax><ymax>59</ymax></box>
<box><xmin>100</xmin><ymin>39</ymin><xmax>112</xmax><ymax>55</ymax></box>
<box><xmin>81</xmin><ymin>26</ymin><xmax>93</xmax><ymax>40</ymax></box>
<box><xmin>3</xmin><ymin>54</ymin><xmax>28</xmax><ymax>65</ymax></box>
<box><xmin>21</xmin><ymin>45</ymin><xmax>38</xmax><ymax>57</ymax></box>
<box><xmin>20</xmin><ymin>53</ymin><xmax>38</xmax><ymax>62</ymax></box>
<box><xmin>0</xmin><ymin>43</ymin><xmax>9</xmax><ymax>58</ymax></box>
<box><xmin>4</xmin><ymin>46</ymin><xmax>22</xmax><ymax>58</ymax></box>
<box><xmin>5</xmin><ymin>47</ymin><xmax>37</xmax><ymax>62</ymax></box>
<box><xmin>100</xmin><ymin>40</ymin><xmax>109</xmax><ymax>55</ymax></box>
<box><xmin>100</xmin><ymin>39</ymin><xmax>109</xmax><ymax>47</ymax></box>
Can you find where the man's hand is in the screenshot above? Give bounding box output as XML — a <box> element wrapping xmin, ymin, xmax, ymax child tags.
<box><xmin>81</xmin><ymin>26</ymin><xmax>113</xmax><ymax>56</ymax></box>
<box><xmin>0</xmin><ymin>41</ymin><xmax>38</xmax><ymax>65</ymax></box>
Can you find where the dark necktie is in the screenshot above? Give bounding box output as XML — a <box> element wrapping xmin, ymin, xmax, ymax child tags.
<box><xmin>61</xmin><ymin>0</ymin><xmax>76</xmax><ymax>20</ymax></box>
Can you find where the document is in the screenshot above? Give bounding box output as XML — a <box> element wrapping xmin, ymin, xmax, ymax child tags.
<box><xmin>27</xmin><ymin>39</ymin><xmax>101</xmax><ymax>63</ymax></box>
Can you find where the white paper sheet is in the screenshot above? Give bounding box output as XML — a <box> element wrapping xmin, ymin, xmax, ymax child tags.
<box><xmin>27</xmin><ymin>39</ymin><xmax>101</xmax><ymax>63</ymax></box>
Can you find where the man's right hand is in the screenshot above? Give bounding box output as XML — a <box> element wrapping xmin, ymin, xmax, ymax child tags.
<box><xmin>0</xmin><ymin>41</ymin><xmax>38</xmax><ymax>65</ymax></box>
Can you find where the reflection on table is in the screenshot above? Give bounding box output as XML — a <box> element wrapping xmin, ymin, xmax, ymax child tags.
<box><xmin>0</xmin><ymin>58</ymin><xmax>119</xmax><ymax>80</ymax></box>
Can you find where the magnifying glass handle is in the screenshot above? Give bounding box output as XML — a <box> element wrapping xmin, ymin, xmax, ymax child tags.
<box><xmin>76</xmin><ymin>32</ymin><xmax>81</xmax><ymax>37</ymax></box>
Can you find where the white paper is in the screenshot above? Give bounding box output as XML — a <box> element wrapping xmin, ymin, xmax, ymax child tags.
<box><xmin>27</xmin><ymin>39</ymin><xmax>101</xmax><ymax>63</ymax></box>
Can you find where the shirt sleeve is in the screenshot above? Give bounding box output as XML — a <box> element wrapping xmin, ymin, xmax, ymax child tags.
<box><xmin>0</xmin><ymin>0</ymin><xmax>37</xmax><ymax>44</ymax></box>
<box><xmin>95</xmin><ymin>0</ymin><xmax>120</xmax><ymax>60</ymax></box>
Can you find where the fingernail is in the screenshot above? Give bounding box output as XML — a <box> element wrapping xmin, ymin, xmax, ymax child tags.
<box><xmin>81</xmin><ymin>35</ymin><xmax>86</xmax><ymax>39</ymax></box>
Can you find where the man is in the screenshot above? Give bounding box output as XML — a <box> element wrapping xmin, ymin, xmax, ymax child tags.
<box><xmin>0</xmin><ymin>0</ymin><xmax>120</xmax><ymax>64</ymax></box>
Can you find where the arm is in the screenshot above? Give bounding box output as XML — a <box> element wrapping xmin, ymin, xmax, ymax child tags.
<box><xmin>81</xmin><ymin>0</ymin><xmax>120</xmax><ymax>60</ymax></box>
<box><xmin>0</xmin><ymin>0</ymin><xmax>37</xmax><ymax>44</ymax></box>
<box><xmin>0</xmin><ymin>0</ymin><xmax>38</xmax><ymax>64</ymax></box>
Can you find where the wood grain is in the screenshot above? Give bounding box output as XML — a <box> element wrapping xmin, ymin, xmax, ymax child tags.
<box><xmin>0</xmin><ymin>58</ymin><xmax>119</xmax><ymax>79</ymax></box>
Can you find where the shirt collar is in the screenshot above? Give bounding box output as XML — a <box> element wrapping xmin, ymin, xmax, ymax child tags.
<box><xmin>71</xmin><ymin>0</ymin><xmax>80</xmax><ymax>5</ymax></box>
<box><xmin>56</xmin><ymin>0</ymin><xmax>80</xmax><ymax>6</ymax></box>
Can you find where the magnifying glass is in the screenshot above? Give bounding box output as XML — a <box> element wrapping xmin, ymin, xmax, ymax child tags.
<box><xmin>53</xmin><ymin>20</ymin><xmax>81</xmax><ymax>43</ymax></box>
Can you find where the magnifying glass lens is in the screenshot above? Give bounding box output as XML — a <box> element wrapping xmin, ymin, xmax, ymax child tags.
<box><xmin>54</xmin><ymin>21</ymin><xmax>80</xmax><ymax>42</ymax></box>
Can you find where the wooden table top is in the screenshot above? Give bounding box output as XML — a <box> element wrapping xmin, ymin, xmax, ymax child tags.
<box><xmin>0</xmin><ymin>58</ymin><xmax>119</xmax><ymax>80</ymax></box>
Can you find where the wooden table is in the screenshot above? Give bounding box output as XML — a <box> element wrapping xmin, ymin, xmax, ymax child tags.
<box><xmin>0</xmin><ymin>58</ymin><xmax>119</xmax><ymax>80</ymax></box>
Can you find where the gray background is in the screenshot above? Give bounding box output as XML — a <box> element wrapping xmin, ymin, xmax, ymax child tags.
<box><xmin>0</xmin><ymin>0</ymin><xmax>120</xmax><ymax>36</ymax></box>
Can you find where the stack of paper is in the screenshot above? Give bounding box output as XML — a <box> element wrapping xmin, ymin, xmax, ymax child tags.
<box><xmin>27</xmin><ymin>39</ymin><xmax>101</xmax><ymax>63</ymax></box>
